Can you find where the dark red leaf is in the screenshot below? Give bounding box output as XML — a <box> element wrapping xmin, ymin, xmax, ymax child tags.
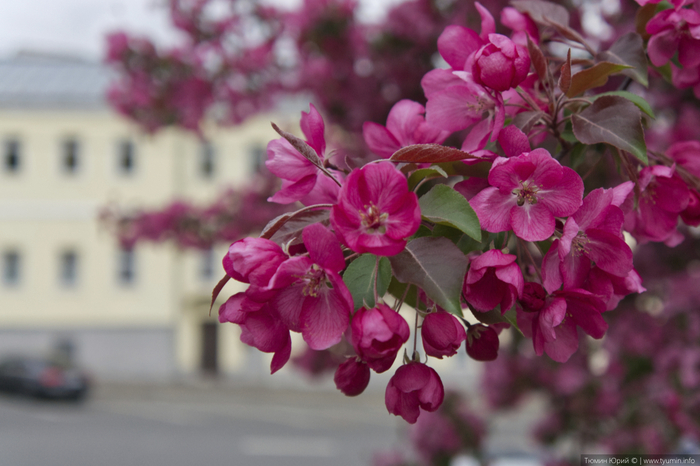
<box><xmin>566</xmin><ymin>62</ymin><xmax>631</xmax><ymax>97</ymax></box>
<box><xmin>527</xmin><ymin>35</ymin><xmax>551</xmax><ymax>88</ymax></box>
<box><xmin>511</xmin><ymin>0</ymin><xmax>569</xmax><ymax>27</ymax></box>
<box><xmin>271</xmin><ymin>122</ymin><xmax>324</xmax><ymax>169</ymax></box>
<box><xmin>390</xmin><ymin>144</ymin><xmax>475</xmax><ymax>163</ymax></box>
<box><xmin>597</xmin><ymin>32</ymin><xmax>648</xmax><ymax>87</ymax></box>
<box><xmin>513</xmin><ymin>111</ymin><xmax>546</xmax><ymax>134</ymax></box>
<box><xmin>559</xmin><ymin>49</ymin><xmax>572</xmax><ymax>94</ymax></box>
<box><xmin>260</xmin><ymin>208</ymin><xmax>330</xmax><ymax>245</ymax></box>
<box><xmin>572</xmin><ymin>95</ymin><xmax>647</xmax><ymax>164</ymax></box>
<box><xmin>209</xmin><ymin>274</ymin><xmax>230</xmax><ymax>316</ymax></box>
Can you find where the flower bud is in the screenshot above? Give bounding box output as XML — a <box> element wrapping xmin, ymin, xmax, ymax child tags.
<box><xmin>520</xmin><ymin>282</ymin><xmax>547</xmax><ymax>313</ymax></box>
<box><xmin>466</xmin><ymin>324</ymin><xmax>499</xmax><ymax>361</ymax></box>
<box><xmin>334</xmin><ymin>359</ymin><xmax>371</xmax><ymax>397</ymax></box>
<box><xmin>472</xmin><ymin>33</ymin><xmax>530</xmax><ymax>92</ymax></box>
<box><xmin>351</xmin><ymin>304</ymin><xmax>410</xmax><ymax>373</ymax></box>
<box><xmin>421</xmin><ymin>311</ymin><xmax>466</xmax><ymax>359</ymax></box>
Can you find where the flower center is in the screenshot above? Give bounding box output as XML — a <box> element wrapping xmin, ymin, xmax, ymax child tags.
<box><xmin>514</xmin><ymin>181</ymin><xmax>541</xmax><ymax>206</ymax></box>
<box><xmin>359</xmin><ymin>202</ymin><xmax>389</xmax><ymax>234</ymax></box>
<box><xmin>571</xmin><ymin>231</ymin><xmax>590</xmax><ymax>256</ymax></box>
<box><xmin>300</xmin><ymin>264</ymin><xmax>327</xmax><ymax>297</ymax></box>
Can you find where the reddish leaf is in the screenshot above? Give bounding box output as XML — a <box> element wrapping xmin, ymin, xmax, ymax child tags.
<box><xmin>636</xmin><ymin>3</ymin><xmax>657</xmax><ymax>39</ymax></box>
<box><xmin>513</xmin><ymin>111</ymin><xmax>546</xmax><ymax>134</ymax></box>
<box><xmin>527</xmin><ymin>35</ymin><xmax>551</xmax><ymax>87</ymax></box>
<box><xmin>559</xmin><ymin>49</ymin><xmax>572</xmax><ymax>94</ymax></box>
<box><xmin>566</xmin><ymin>62</ymin><xmax>632</xmax><ymax>97</ymax></box>
<box><xmin>390</xmin><ymin>144</ymin><xmax>475</xmax><ymax>163</ymax></box>
<box><xmin>260</xmin><ymin>207</ymin><xmax>330</xmax><ymax>246</ymax></box>
<box><xmin>209</xmin><ymin>274</ymin><xmax>230</xmax><ymax>315</ymax></box>
<box><xmin>597</xmin><ymin>32</ymin><xmax>648</xmax><ymax>87</ymax></box>
<box><xmin>572</xmin><ymin>95</ymin><xmax>647</xmax><ymax>164</ymax></box>
<box><xmin>511</xmin><ymin>0</ymin><xmax>569</xmax><ymax>27</ymax></box>
<box><xmin>388</xmin><ymin>237</ymin><xmax>468</xmax><ymax>316</ymax></box>
<box><xmin>544</xmin><ymin>19</ymin><xmax>589</xmax><ymax>47</ymax></box>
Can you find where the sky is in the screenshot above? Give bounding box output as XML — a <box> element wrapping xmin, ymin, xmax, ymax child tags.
<box><xmin>0</xmin><ymin>0</ymin><xmax>405</xmax><ymax>61</ymax></box>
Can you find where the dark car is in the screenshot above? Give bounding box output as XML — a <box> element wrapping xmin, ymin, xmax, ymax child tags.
<box><xmin>0</xmin><ymin>356</ymin><xmax>90</xmax><ymax>401</ymax></box>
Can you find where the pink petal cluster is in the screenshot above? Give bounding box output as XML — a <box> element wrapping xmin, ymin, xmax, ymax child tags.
<box><xmin>266</xmin><ymin>104</ymin><xmax>342</xmax><ymax>205</ymax></box>
<box><xmin>517</xmin><ymin>283</ymin><xmax>607</xmax><ymax>362</ymax></box>
<box><xmin>269</xmin><ymin>224</ymin><xmax>354</xmax><ymax>350</ymax></box>
<box><xmin>363</xmin><ymin>100</ymin><xmax>449</xmax><ymax>158</ymax></box>
<box><xmin>331</xmin><ymin>162</ymin><xmax>421</xmax><ymax>256</ymax></box>
<box><xmin>385</xmin><ymin>362</ymin><xmax>445</xmax><ymax>424</ymax></box>
<box><xmin>470</xmin><ymin>149</ymin><xmax>584</xmax><ymax>242</ymax></box>
<box><xmin>542</xmin><ymin>184</ymin><xmax>635</xmax><ymax>293</ymax></box>
<box><xmin>463</xmin><ymin>249</ymin><xmax>524</xmax><ymax>312</ymax></box>
<box><xmin>351</xmin><ymin>304</ymin><xmax>410</xmax><ymax>373</ymax></box>
<box><xmin>622</xmin><ymin>165</ymin><xmax>689</xmax><ymax>246</ymax></box>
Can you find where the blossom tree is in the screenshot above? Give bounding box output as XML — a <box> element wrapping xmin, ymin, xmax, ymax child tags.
<box><xmin>105</xmin><ymin>0</ymin><xmax>700</xmax><ymax>456</ymax></box>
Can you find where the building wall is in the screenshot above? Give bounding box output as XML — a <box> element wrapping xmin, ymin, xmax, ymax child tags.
<box><xmin>0</xmin><ymin>105</ymin><xmax>291</xmax><ymax>380</ymax></box>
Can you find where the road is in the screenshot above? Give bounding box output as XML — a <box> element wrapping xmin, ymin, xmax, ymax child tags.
<box><xmin>0</xmin><ymin>380</ymin><xmax>542</xmax><ymax>466</ymax></box>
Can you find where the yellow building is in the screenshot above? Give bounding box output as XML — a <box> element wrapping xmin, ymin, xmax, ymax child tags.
<box><xmin>0</xmin><ymin>52</ymin><xmax>286</xmax><ymax>380</ymax></box>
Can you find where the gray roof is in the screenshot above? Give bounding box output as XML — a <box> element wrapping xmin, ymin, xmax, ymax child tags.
<box><xmin>0</xmin><ymin>52</ymin><xmax>112</xmax><ymax>109</ymax></box>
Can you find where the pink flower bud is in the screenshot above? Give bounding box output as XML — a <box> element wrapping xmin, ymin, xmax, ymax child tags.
<box><xmin>385</xmin><ymin>362</ymin><xmax>444</xmax><ymax>424</ymax></box>
<box><xmin>351</xmin><ymin>304</ymin><xmax>410</xmax><ymax>373</ymax></box>
<box><xmin>682</xmin><ymin>190</ymin><xmax>700</xmax><ymax>226</ymax></box>
<box><xmin>520</xmin><ymin>282</ymin><xmax>547</xmax><ymax>313</ymax></box>
<box><xmin>466</xmin><ymin>324</ymin><xmax>499</xmax><ymax>361</ymax></box>
<box><xmin>472</xmin><ymin>34</ymin><xmax>530</xmax><ymax>92</ymax></box>
<box><xmin>223</xmin><ymin>237</ymin><xmax>287</xmax><ymax>286</ymax></box>
<box><xmin>334</xmin><ymin>359</ymin><xmax>370</xmax><ymax>396</ymax></box>
<box><xmin>421</xmin><ymin>311</ymin><xmax>466</xmax><ymax>359</ymax></box>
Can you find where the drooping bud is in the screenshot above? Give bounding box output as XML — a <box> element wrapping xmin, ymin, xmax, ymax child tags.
<box><xmin>334</xmin><ymin>359</ymin><xmax>371</xmax><ymax>397</ymax></box>
<box><xmin>466</xmin><ymin>324</ymin><xmax>499</xmax><ymax>361</ymax></box>
<box><xmin>385</xmin><ymin>362</ymin><xmax>444</xmax><ymax>424</ymax></box>
<box><xmin>351</xmin><ymin>304</ymin><xmax>410</xmax><ymax>373</ymax></box>
<box><xmin>421</xmin><ymin>311</ymin><xmax>466</xmax><ymax>359</ymax></box>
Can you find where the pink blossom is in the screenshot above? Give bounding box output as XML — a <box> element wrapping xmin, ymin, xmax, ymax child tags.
<box><xmin>500</xmin><ymin>7</ymin><xmax>539</xmax><ymax>46</ymax></box>
<box><xmin>646</xmin><ymin>7</ymin><xmax>700</xmax><ymax>68</ymax></box>
<box><xmin>331</xmin><ymin>162</ymin><xmax>420</xmax><ymax>256</ymax></box>
<box><xmin>471</xmin><ymin>34</ymin><xmax>530</xmax><ymax>92</ymax></box>
<box><xmin>334</xmin><ymin>359</ymin><xmax>371</xmax><ymax>396</ymax></box>
<box><xmin>517</xmin><ymin>284</ymin><xmax>607</xmax><ymax>362</ymax></box>
<box><xmin>463</xmin><ymin>249</ymin><xmax>524</xmax><ymax>312</ymax></box>
<box><xmin>385</xmin><ymin>362</ymin><xmax>445</xmax><ymax>424</ymax></box>
<box><xmin>622</xmin><ymin>165</ymin><xmax>689</xmax><ymax>246</ymax></box>
<box><xmin>219</xmin><ymin>296</ymin><xmax>291</xmax><ymax>374</ymax></box>
<box><xmin>465</xmin><ymin>324</ymin><xmax>500</xmax><ymax>361</ymax></box>
<box><xmin>421</xmin><ymin>311</ymin><xmax>466</xmax><ymax>359</ymax></box>
<box><xmin>469</xmin><ymin>149</ymin><xmax>584</xmax><ymax>242</ymax></box>
<box><xmin>223</xmin><ymin>237</ymin><xmax>288</xmax><ymax>286</ymax></box>
<box><xmin>266</xmin><ymin>104</ymin><xmax>341</xmax><ymax>205</ymax></box>
<box><xmin>351</xmin><ymin>304</ymin><xmax>410</xmax><ymax>373</ymax></box>
<box><xmin>268</xmin><ymin>223</ymin><xmax>353</xmax><ymax>350</ymax></box>
<box><xmin>542</xmin><ymin>184</ymin><xmax>634</xmax><ymax>293</ymax></box>
<box><xmin>362</xmin><ymin>100</ymin><xmax>449</xmax><ymax>158</ymax></box>
<box><xmin>584</xmin><ymin>266</ymin><xmax>646</xmax><ymax>311</ymax></box>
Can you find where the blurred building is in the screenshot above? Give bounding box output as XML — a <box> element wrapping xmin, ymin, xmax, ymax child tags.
<box><xmin>0</xmin><ymin>51</ymin><xmax>278</xmax><ymax>381</ymax></box>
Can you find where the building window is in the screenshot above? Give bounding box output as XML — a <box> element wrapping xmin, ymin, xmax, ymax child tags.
<box><xmin>249</xmin><ymin>145</ymin><xmax>266</xmax><ymax>174</ymax></box>
<box><xmin>117</xmin><ymin>140</ymin><xmax>136</xmax><ymax>175</ymax></box>
<box><xmin>200</xmin><ymin>141</ymin><xmax>215</xmax><ymax>178</ymax></box>
<box><xmin>117</xmin><ymin>248</ymin><xmax>136</xmax><ymax>285</ymax></box>
<box><xmin>200</xmin><ymin>248</ymin><xmax>215</xmax><ymax>281</ymax></box>
<box><xmin>59</xmin><ymin>250</ymin><xmax>79</xmax><ymax>287</ymax></box>
<box><xmin>2</xmin><ymin>250</ymin><xmax>20</xmax><ymax>286</ymax></box>
<box><xmin>62</xmin><ymin>139</ymin><xmax>79</xmax><ymax>174</ymax></box>
<box><xmin>4</xmin><ymin>139</ymin><xmax>20</xmax><ymax>173</ymax></box>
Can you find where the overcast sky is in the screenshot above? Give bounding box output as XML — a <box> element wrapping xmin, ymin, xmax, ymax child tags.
<box><xmin>0</xmin><ymin>0</ymin><xmax>404</xmax><ymax>61</ymax></box>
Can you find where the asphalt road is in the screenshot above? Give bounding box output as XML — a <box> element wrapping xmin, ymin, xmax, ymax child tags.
<box><xmin>0</xmin><ymin>382</ymin><xmax>405</xmax><ymax>466</ymax></box>
<box><xmin>0</xmin><ymin>380</ymin><xmax>542</xmax><ymax>466</ymax></box>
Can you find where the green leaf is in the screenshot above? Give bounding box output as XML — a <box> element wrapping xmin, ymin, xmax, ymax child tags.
<box><xmin>419</xmin><ymin>184</ymin><xmax>481</xmax><ymax>241</ymax></box>
<box><xmin>572</xmin><ymin>95</ymin><xmax>647</xmax><ymax>165</ymax></box>
<box><xmin>597</xmin><ymin>32</ymin><xmax>649</xmax><ymax>87</ymax></box>
<box><xmin>592</xmin><ymin>91</ymin><xmax>655</xmax><ymax>119</ymax></box>
<box><xmin>407</xmin><ymin>166</ymin><xmax>449</xmax><ymax>190</ymax></box>
<box><xmin>388</xmin><ymin>237</ymin><xmax>468</xmax><ymax>316</ymax></box>
<box><xmin>412</xmin><ymin>225</ymin><xmax>433</xmax><ymax>239</ymax></box>
<box><xmin>387</xmin><ymin>278</ymin><xmax>419</xmax><ymax>309</ymax></box>
<box><xmin>565</xmin><ymin>62</ymin><xmax>633</xmax><ymax>97</ymax></box>
<box><xmin>502</xmin><ymin>306</ymin><xmax>522</xmax><ymax>335</ymax></box>
<box><xmin>569</xmin><ymin>143</ymin><xmax>587</xmax><ymax>169</ymax></box>
<box><xmin>343</xmin><ymin>254</ymin><xmax>392</xmax><ymax>311</ymax></box>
